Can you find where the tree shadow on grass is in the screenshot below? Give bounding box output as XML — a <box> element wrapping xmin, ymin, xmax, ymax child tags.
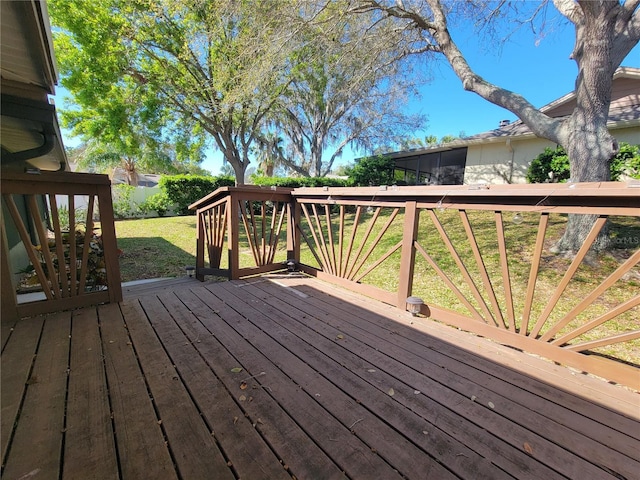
<box><xmin>117</xmin><ymin>236</ymin><xmax>196</xmax><ymax>282</ymax></box>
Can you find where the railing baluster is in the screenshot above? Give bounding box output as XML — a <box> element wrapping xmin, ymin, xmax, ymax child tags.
<box><xmin>495</xmin><ymin>212</ymin><xmax>516</xmax><ymax>331</ymax></box>
<box><xmin>3</xmin><ymin>194</ymin><xmax>54</xmax><ymax>300</ymax></box>
<box><xmin>459</xmin><ymin>210</ymin><xmax>506</xmax><ymax>329</ymax></box>
<box><xmin>261</xmin><ymin>201</ymin><xmax>267</xmax><ymax>265</ymax></box>
<box><xmin>520</xmin><ymin>213</ymin><xmax>549</xmax><ymax>335</ymax></box>
<box><xmin>69</xmin><ymin>195</ymin><xmax>78</xmax><ymax>294</ymax></box>
<box><xmin>345</xmin><ymin>207</ymin><xmax>381</xmax><ymax>280</ymax></box>
<box><xmin>48</xmin><ymin>194</ymin><xmax>70</xmax><ymax>297</ymax></box>
<box><xmin>311</xmin><ymin>203</ymin><xmax>334</xmax><ymax>275</ymax></box>
<box><xmin>541</xmin><ymin>248</ymin><xmax>640</xmax><ymax>342</ymax></box>
<box><xmin>27</xmin><ymin>195</ymin><xmax>61</xmax><ymax>299</ymax></box>
<box><xmin>300</xmin><ymin>203</ymin><xmax>331</xmax><ymax>271</ymax></box>
<box><xmin>337</xmin><ymin>205</ymin><xmax>345</xmax><ymax>278</ymax></box>
<box><xmin>414</xmin><ymin>241</ymin><xmax>485</xmax><ymax>321</ymax></box>
<box><xmin>77</xmin><ymin>196</ymin><xmax>95</xmax><ymax>294</ymax></box>
<box><xmin>552</xmin><ymin>295</ymin><xmax>640</xmax><ymax>347</ymax></box>
<box><xmin>239</xmin><ymin>200</ymin><xmax>261</xmax><ymax>266</ymax></box>
<box><xmin>530</xmin><ymin>216</ymin><xmax>608</xmax><ymax>339</ymax></box>
<box><xmin>347</xmin><ymin>208</ymin><xmax>399</xmax><ymax>281</ymax></box>
<box><xmin>563</xmin><ymin>330</ymin><xmax>640</xmax><ymax>352</ymax></box>
<box><xmin>427</xmin><ymin>209</ymin><xmax>495</xmax><ymax>324</ymax></box>
<box><xmin>353</xmin><ymin>241</ymin><xmax>403</xmax><ymax>283</ymax></box>
<box><xmin>325</xmin><ymin>204</ymin><xmax>338</xmax><ymax>275</ymax></box>
<box><xmin>342</xmin><ymin>205</ymin><xmax>362</xmax><ymax>278</ymax></box>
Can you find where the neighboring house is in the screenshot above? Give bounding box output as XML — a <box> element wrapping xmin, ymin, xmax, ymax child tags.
<box><xmin>389</xmin><ymin>66</ymin><xmax>640</xmax><ymax>185</ymax></box>
<box><xmin>1</xmin><ymin>0</ymin><xmax>69</xmax><ymax>284</ymax></box>
<box><xmin>111</xmin><ymin>168</ymin><xmax>162</xmax><ymax>188</ymax></box>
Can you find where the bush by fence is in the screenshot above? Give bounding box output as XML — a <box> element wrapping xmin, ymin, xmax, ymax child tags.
<box><xmin>160</xmin><ymin>174</ymin><xmax>235</xmax><ymax>215</ymax></box>
<box><xmin>251</xmin><ymin>175</ymin><xmax>349</xmax><ymax>188</ymax></box>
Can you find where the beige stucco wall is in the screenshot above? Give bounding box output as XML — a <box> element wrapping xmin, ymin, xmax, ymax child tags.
<box><xmin>611</xmin><ymin>126</ymin><xmax>640</xmax><ymax>145</ymax></box>
<box><xmin>463</xmin><ymin>137</ymin><xmax>556</xmax><ymax>185</ymax></box>
<box><xmin>464</xmin><ymin>125</ymin><xmax>639</xmax><ymax>185</ymax></box>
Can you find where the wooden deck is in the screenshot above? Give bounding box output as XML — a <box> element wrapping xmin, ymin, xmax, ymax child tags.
<box><xmin>2</xmin><ymin>275</ymin><xmax>639</xmax><ymax>480</ymax></box>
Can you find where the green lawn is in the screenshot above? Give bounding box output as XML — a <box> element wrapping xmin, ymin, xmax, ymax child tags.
<box><xmin>116</xmin><ymin>216</ymin><xmax>199</xmax><ymax>281</ymax></box>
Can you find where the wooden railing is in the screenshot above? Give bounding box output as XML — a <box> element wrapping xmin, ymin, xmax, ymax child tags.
<box><xmin>192</xmin><ymin>182</ymin><xmax>640</xmax><ymax>388</ymax></box>
<box><xmin>1</xmin><ymin>171</ymin><xmax>122</xmax><ymax>320</ymax></box>
<box><xmin>190</xmin><ymin>186</ymin><xmax>295</xmax><ymax>280</ymax></box>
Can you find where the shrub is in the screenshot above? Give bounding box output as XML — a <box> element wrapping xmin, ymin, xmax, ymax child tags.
<box><xmin>250</xmin><ymin>175</ymin><xmax>349</xmax><ymax>188</ymax></box>
<box><xmin>346</xmin><ymin>155</ymin><xmax>395</xmax><ymax>186</ymax></box>
<box><xmin>139</xmin><ymin>193</ymin><xmax>173</xmax><ymax>217</ymax></box>
<box><xmin>112</xmin><ymin>184</ymin><xmax>136</xmax><ymax>219</ymax></box>
<box><xmin>526</xmin><ymin>143</ymin><xmax>640</xmax><ymax>183</ymax></box>
<box><xmin>610</xmin><ymin>143</ymin><xmax>640</xmax><ymax>180</ymax></box>
<box><xmin>160</xmin><ymin>174</ymin><xmax>235</xmax><ymax>215</ymax></box>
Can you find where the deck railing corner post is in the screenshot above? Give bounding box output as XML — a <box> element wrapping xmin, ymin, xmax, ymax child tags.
<box><xmin>195</xmin><ymin>207</ymin><xmax>206</xmax><ymax>282</ymax></box>
<box><xmin>287</xmin><ymin>195</ymin><xmax>301</xmax><ymax>264</ymax></box>
<box><xmin>397</xmin><ymin>200</ymin><xmax>419</xmax><ymax>309</ymax></box>
<box><xmin>228</xmin><ymin>192</ymin><xmax>240</xmax><ymax>280</ymax></box>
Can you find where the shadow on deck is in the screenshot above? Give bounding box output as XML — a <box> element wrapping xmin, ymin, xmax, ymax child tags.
<box><xmin>2</xmin><ymin>275</ymin><xmax>639</xmax><ymax>479</ymax></box>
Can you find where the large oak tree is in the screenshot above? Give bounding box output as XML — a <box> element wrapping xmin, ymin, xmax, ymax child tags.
<box><xmin>50</xmin><ymin>0</ymin><xmax>290</xmax><ymax>185</ymax></box>
<box><xmin>343</xmin><ymin>0</ymin><xmax>639</xmax><ymax>250</ymax></box>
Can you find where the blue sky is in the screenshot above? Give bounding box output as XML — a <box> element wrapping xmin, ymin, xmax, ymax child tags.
<box><xmin>56</xmin><ymin>17</ymin><xmax>639</xmax><ymax>176</ymax></box>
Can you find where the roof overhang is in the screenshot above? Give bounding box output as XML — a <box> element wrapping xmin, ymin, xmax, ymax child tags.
<box><xmin>1</xmin><ymin>0</ymin><xmax>68</xmax><ymax>173</ymax></box>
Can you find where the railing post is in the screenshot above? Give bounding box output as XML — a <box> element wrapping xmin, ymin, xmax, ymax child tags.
<box><xmin>397</xmin><ymin>200</ymin><xmax>419</xmax><ymax>309</ymax></box>
<box><xmin>1</xmin><ymin>212</ymin><xmax>19</xmax><ymax>323</ymax></box>
<box><xmin>196</xmin><ymin>208</ymin><xmax>206</xmax><ymax>282</ymax></box>
<box><xmin>98</xmin><ymin>184</ymin><xmax>122</xmax><ymax>302</ymax></box>
<box><xmin>228</xmin><ymin>194</ymin><xmax>240</xmax><ymax>280</ymax></box>
<box><xmin>287</xmin><ymin>196</ymin><xmax>300</xmax><ymax>265</ymax></box>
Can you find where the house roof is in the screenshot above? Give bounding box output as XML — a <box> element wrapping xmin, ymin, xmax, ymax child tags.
<box><xmin>1</xmin><ymin>0</ymin><xmax>68</xmax><ymax>172</ymax></box>
<box><xmin>386</xmin><ymin>66</ymin><xmax>640</xmax><ymax>159</ymax></box>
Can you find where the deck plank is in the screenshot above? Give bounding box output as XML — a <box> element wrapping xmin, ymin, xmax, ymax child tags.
<box><xmin>63</xmin><ymin>307</ymin><xmax>119</xmax><ymax>480</ymax></box>
<box><xmin>98</xmin><ymin>302</ymin><xmax>178</xmax><ymax>479</ymax></box>
<box><xmin>186</xmin><ymin>285</ymin><xmax>408</xmax><ymax>480</ymax></box>
<box><xmin>141</xmin><ymin>291</ymin><xmax>291</xmax><ymax>480</ymax></box>
<box><xmin>121</xmin><ymin>298</ymin><xmax>235</xmax><ymax>480</ymax></box>
<box><xmin>1</xmin><ymin>311</ymin><xmax>69</xmax><ymax>480</ymax></box>
<box><xmin>254</xmin><ymin>277</ymin><xmax>640</xmax><ymax>479</ymax></box>
<box><xmin>1</xmin><ymin>315</ymin><xmax>45</xmax><ymax>462</ymax></box>
<box><xmin>277</xmin><ymin>275</ymin><xmax>640</xmax><ymax>424</ymax></box>
<box><xmin>162</xmin><ymin>288</ymin><xmax>349</xmax><ymax>480</ymax></box>
<box><xmin>236</xmin><ymin>280</ymin><xmax>558</xmax><ymax>480</ymax></box>
<box><xmin>211</xmin><ymin>281</ymin><xmax>499</xmax><ymax>480</ymax></box>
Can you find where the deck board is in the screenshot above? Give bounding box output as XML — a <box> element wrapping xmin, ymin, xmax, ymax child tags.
<box><xmin>1</xmin><ymin>315</ymin><xmax>45</xmax><ymax>461</ymax></box>
<box><xmin>2</xmin><ymin>275</ymin><xmax>638</xmax><ymax>480</ymax></box>
<box><xmin>63</xmin><ymin>306</ymin><xmax>119</xmax><ymax>480</ymax></box>
<box><xmin>1</xmin><ymin>312</ymin><xmax>68</xmax><ymax>480</ymax></box>
<box><xmin>98</xmin><ymin>302</ymin><xmax>177</xmax><ymax>480</ymax></box>
<box><xmin>252</xmin><ymin>277</ymin><xmax>640</xmax><ymax>474</ymax></box>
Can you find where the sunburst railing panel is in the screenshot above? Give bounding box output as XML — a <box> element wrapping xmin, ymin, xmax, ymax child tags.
<box><xmin>1</xmin><ymin>172</ymin><xmax>122</xmax><ymax>320</ymax></box>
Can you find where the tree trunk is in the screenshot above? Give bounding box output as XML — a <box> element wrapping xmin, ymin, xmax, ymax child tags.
<box><xmin>553</xmin><ymin>1</ymin><xmax>620</xmax><ymax>253</ymax></box>
<box><xmin>553</xmin><ymin>119</ymin><xmax>615</xmax><ymax>253</ymax></box>
<box><xmin>231</xmin><ymin>161</ymin><xmax>248</xmax><ymax>186</ymax></box>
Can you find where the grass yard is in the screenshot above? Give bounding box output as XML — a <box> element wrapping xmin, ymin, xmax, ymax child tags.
<box><xmin>116</xmin><ymin>216</ymin><xmax>199</xmax><ymax>281</ymax></box>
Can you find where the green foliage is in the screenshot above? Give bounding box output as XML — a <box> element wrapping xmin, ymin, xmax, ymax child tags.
<box><xmin>160</xmin><ymin>175</ymin><xmax>235</xmax><ymax>215</ymax></box>
<box><xmin>526</xmin><ymin>143</ymin><xmax>640</xmax><ymax>183</ymax></box>
<box><xmin>610</xmin><ymin>143</ymin><xmax>640</xmax><ymax>180</ymax></box>
<box><xmin>139</xmin><ymin>193</ymin><xmax>173</xmax><ymax>217</ymax></box>
<box><xmin>112</xmin><ymin>184</ymin><xmax>136</xmax><ymax>219</ymax></box>
<box><xmin>49</xmin><ymin>0</ymin><xmax>290</xmax><ymax>185</ymax></box>
<box><xmin>347</xmin><ymin>155</ymin><xmax>396</xmax><ymax>186</ymax></box>
<box><xmin>250</xmin><ymin>176</ymin><xmax>349</xmax><ymax>188</ymax></box>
